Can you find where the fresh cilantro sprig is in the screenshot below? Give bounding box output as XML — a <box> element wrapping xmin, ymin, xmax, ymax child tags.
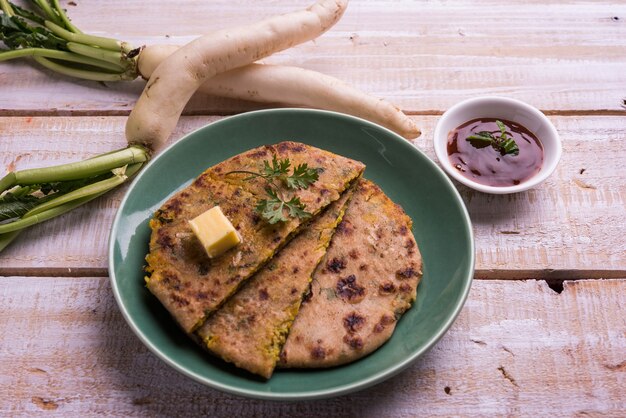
<box><xmin>226</xmin><ymin>156</ymin><xmax>320</xmax><ymax>224</ymax></box>
<box><xmin>287</xmin><ymin>162</ymin><xmax>320</xmax><ymax>189</ymax></box>
<box><xmin>466</xmin><ymin>120</ymin><xmax>520</xmax><ymax>156</ymax></box>
<box><xmin>255</xmin><ymin>188</ymin><xmax>311</xmax><ymax>224</ymax></box>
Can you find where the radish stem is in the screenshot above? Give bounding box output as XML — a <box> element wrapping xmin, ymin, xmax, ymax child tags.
<box><xmin>0</xmin><ymin>146</ymin><xmax>148</xmax><ymax>191</ymax></box>
<box><xmin>33</xmin><ymin>56</ymin><xmax>133</xmax><ymax>81</ymax></box>
<box><xmin>23</xmin><ymin>169</ymin><xmax>129</xmax><ymax>218</ymax></box>
<box><xmin>51</xmin><ymin>0</ymin><xmax>80</xmax><ymax>34</ymax></box>
<box><xmin>0</xmin><ymin>230</ymin><xmax>21</xmax><ymax>252</ymax></box>
<box><xmin>0</xmin><ymin>0</ymin><xmax>14</xmax><ymax>15</ymax></box>
<box><xmin>44</xmin><ymin>20</ymin><xmax>123</xmax><ymax>51</ymax></box>
<box><xmin>0</xmin><ymin>173</ymin><xmax>16</xmax><ymax>193</ymax></box>
<box><xmin>0</xmin><ymin>48</ymin><xmax>124</xmax><ymax>72</ymax></box>
<box><xmin>66</xmin><ymin>42</ymin><xmax>127</xmax><ymax>70</ymax></box>
<box><xmin>33</xmin><ymin>0</ymin><xmax>62</xmax><ymax>26</ymax></box>
<box><xmin>0</xmin><ymin>155</ymin><xmax>147</xmax><ymax>239</ymax></box>
<box><xmin>0</xmin><ymin>192</ymin><xmax>107</xmax><ymax>234</ymax></box>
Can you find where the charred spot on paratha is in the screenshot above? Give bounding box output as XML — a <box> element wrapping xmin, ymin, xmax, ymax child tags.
<box><xmin>378</xmin><ymin>282</ymin><xmax>397</xmax><ymax>294</ymax></box>
<box><xmin>311</xmin><ymin>346</ymin><xmax>327</xmax><ymax>360</ymax></box>
<box><xmin>343</xmin><ymin>335</ymin><xmax>364</xmax><ymax>350</ymax></box>
<box><xmin>156</xmin><ymin>229</ymin><xmax>174</xmax><ymax>250</ymax></box>
<box><xmin>336</xmin><ymin>275</ymin><xmax>365</xmax><ymax>303</ymax></box>
<box><xmin>399</xmin><ymin>283</ymin><xmax>413</xmax><ymax>293</ymax></box>
<box><xmin>343</xmin><ymin>312</ymin><xmax>366</xmax><ymax>333</ymax></box>
<box><xmin>327</xmin><ymin>257</ymin><xmax>346</xmax><ymax>273</ymax></box>
<box><xmin>396</xmin><ymin>266</ymin><xmax>419</xmax><ymax>280</ymax></box>
<box><xmin>404</xmin><ymin>238</ymin><xmax>416</xmax><ymax>255</ymax></box>
<box><xmin>336</xmin><ymin>219</ymin><xmax>354</xmax><ymax>235</ymax></box>
<box><xmin>373</xmin><ymin>314</ymin><xmax>396</xmax><ymax>333</ymax></box>
<box><xmin>277</xmin><ymin>141</ymin><xmax>306</xmax><ymax>153</ymax></box>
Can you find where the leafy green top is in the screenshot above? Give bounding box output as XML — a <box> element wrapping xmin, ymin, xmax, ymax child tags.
<box><xmin>466</xmin><ymin>120</ymin><xmax>519</xmax><ymax>156</ymax></box>
<box><xmin>0</xmin><ymin>173</ymin><xmax>111</xmax><ymax>223</ymax></box>
<box><xmin>226</xmin><ymin>156</ymin><xmax>320</xmax><ymax>224</ymax></box>
<box><xmin>0</xmin><ymin>10</ymin><xmax>65</xmax><ymax>51</ymax></box>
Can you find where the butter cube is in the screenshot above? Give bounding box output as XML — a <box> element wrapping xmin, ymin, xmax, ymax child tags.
<box><xmin>188</xmin><ymin>206</ymin><xmax>241</xmax><ymax>258</ymax></box>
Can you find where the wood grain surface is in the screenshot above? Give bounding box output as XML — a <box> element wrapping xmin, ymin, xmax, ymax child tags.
<box><xmin>0</xmin><ymin>278</ymin><xmax>623</xmax><ymax>416</ymax></box>
<box><xmin>1</xmin><ymin>1</ymin><xmax>625</xmax><ymax>415</ymax></box>
<box><xmin>1</xmin><ymin>115</ymin><xmax>624</xmax><ymax>278</ymax></box>
<box><xmin>1</xmin><ymin>1</ymin><xmax>625</xmax><ymax>115</ymax></box>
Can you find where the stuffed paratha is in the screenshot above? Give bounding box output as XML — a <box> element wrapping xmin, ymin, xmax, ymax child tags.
<box><xmin>279</xmin><ymin>179</ymin><xmax>422</xmax><ymax>368</ymax></box>
<box><xmin>196</xmin><ymin>186</ymin><xmax>355</xmax><ymax>378</ymax></box>
<box><xmin>145</xmin><ymin>142</ymin><xmax>365</xmax><ymax>332</ymax></box>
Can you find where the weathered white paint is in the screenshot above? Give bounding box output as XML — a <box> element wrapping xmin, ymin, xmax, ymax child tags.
<box><xmin>0</xmin><ymin>278</ymin><xmax>623</xmax><ymax>416</ymax></box>
<box><xmin>1</xmin><ymin>1</ymin><xmax>625</xmax><ymax>114</ymax></box>
<box><xmin>1</xmin><ymin>1</ymin><xmax>624</xmax><ymax>415</ymax></box>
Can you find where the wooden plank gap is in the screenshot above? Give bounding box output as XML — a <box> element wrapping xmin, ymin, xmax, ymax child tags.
<box><xmin>541</xmin><ymin>109</ymin><xmax>626</xmax><ymax>116</ymax></box>
<box><xmin>0</xmin><ymin>267</ymin><xmax>108</xmax><ymax>278</ymax></box>
<box><xmin>475</xmin><ymin>269</ymin><xmax>626</xmax><ymax>280</ymax></box>
<box><xmin>1</xmin><ymin>268</ymin><xmax>623</xmax><ymax>280</ymax></box>
<box><xmin>1</xmin><ymin>108</ymin><xmax>624</xmax><ymax>118</ymax></box>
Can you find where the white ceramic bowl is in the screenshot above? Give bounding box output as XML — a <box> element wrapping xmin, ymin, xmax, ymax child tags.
<box><xmin>433</xmin><ymin>96</ymin><xmax>562</xmax><ymax>194</ymax></box>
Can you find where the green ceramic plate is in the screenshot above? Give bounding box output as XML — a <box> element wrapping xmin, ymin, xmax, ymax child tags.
<box><xmin>109</xmin><ymin>108</ymin><xmax>474</xmax><ymax>400</ymax></box>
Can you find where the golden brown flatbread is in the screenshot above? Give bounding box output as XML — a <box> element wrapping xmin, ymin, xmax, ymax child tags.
<box><xmin>145</xmin><ymin>142</ymin><xmax>365</xmax><ymax>333</ymax></box>
<box><xmin>279</xmin><ymin>179</ymin><xmax>422</xmax><ymax>368</ymax></box>
<box><xmin>196</xmin><ymin>186</ymin><xmax>355</xmax><ymax>378</ymax></box>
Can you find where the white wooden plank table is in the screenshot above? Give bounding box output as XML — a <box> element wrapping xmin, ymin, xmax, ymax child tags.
<box><xmin>1</xmin><ymin>1</ymin><xmax>625</xmax><ymax>416</ymax></box>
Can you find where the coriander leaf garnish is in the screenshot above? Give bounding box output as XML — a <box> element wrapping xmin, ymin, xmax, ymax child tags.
<box><xmin>255</xmin><ymin>188</ymin><xmax>289</xmax><ymax>224</ymax></box>
<box><xmin>262</xmin><ymin>155</ymin><xmax>291</xmax><ymax>179</ymax></box>
<box><xmin>286</xmin><ymin>163</ymin><xmax>319</xmax><ymax>189</ymax></box>
<box><xmin>255</xmin><ymin>187</ymin><xmax>312</xmax><ymax>224</ymax></box>
<box><xmin>226</xmin><ymin>156</ymin><xmax>320</xmax><ymax>223</ymax></box>
<box><xmin>466</xmin><ymin>120</ymin><xmax>519</xmax><ymax>156</ymax></box>
<box><xmin>284</xmin><ymin>195</ymin><xmax>311</xmax><ymax>219</ymax></box>
<box><xmin>227</xmin><ymin>156</ymin><xmax>319</xmax><ymax>189</ymax></box>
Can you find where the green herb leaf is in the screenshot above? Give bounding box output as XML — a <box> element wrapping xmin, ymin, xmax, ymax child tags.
<box><xmin>10</xmin><ymin>2</ymin><xmax>46</xmax><ymax>26</ymax></box>
<box><xmin>284</xmin><ymin>195</ymin><xmax>311</xmax><ymax>219</ymax></box>
<box><xmin>465</xmin><ymin>121</ymin><xmax>520</xmax><ymax>156</ymax></box>
<box><xmin>0</xmin><ymin>172</ymin><xmax>112</xmax><ymax>223</ymax></box>
<box><xmin>255</xmin><ymin>188</ymin><xmax>288</xmax><ymax>224</ymax></box>
<box><xmin>286</xmin><ymin>163</ymin><xmax>319</xmax><ymax>189</ymax></box>
<box><xmin>0</xmin><ymin>193</ymin><xmax>40</xmax><ymax>222</ymax></box>
<box><xmin>466</xmin><ymin>132</ymin><xmax>494</xmax><ymax>148</ymax></box>
<box><xmin>256</xmin><ymin>201</ymin><xmax>286</xmax><ymax>224</ymax></box>
<box><xmin>500</xmin><ymin>137</ymin><xmax>519</xmax><ymax>156</ymax></box>
<box><xmin>496</xmin><ymin>120</ymin><xmax>508</xmax><ymax>137</ymax></box>
<box><xmin>226</xmin><ymin>155</ymin><xmax>320</xmax><ymax>223</ymax></box>
<box><xmin>262</xmin><ymin>155</ymin><xmax>291</xmax><ymax>179</ymax></box>
<box><xmin>255</xmin><ymin>188</ymin><xmax>311</xmax><ymax>224</ymax></box>
<box><xmin>0</xmin><ymin>13</ymin><xmax>66</xmax><ymax>50</ymax></box>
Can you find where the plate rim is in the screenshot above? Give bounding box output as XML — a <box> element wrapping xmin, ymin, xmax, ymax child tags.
<box><xmin>108</xmin><ymin>108</ymin><xmax>475</xmax><ymax>400</ymax></box>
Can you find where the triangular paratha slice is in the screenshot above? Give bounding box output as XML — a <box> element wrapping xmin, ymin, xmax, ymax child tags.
<box><xmin>279</xmin><ymin>179</ymin><xmax>423</xmax><ymax>368</ymax></box>
<box><xmin>195</xmin><ymin>185</ymin><xmax>355</xmax><ymax>378</ymax></box>
<box><xmin>145</xmin><ymin>142</ymin><xmax>365</xmax><ymax>332</ymax></box>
